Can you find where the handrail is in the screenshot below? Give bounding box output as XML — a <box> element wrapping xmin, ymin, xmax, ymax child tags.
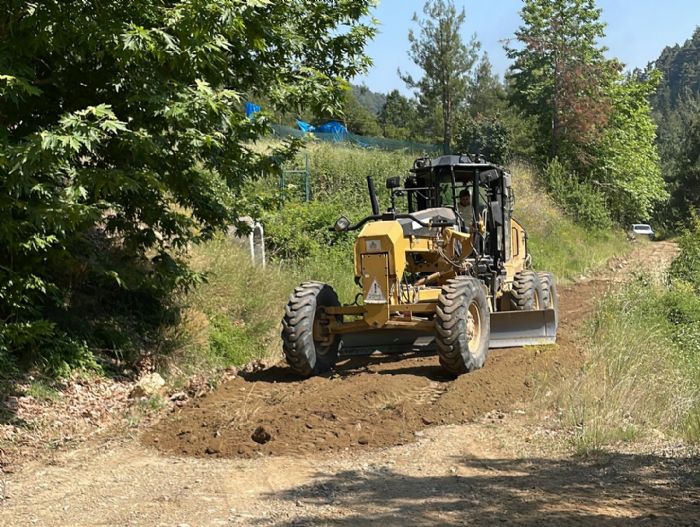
<box><xmin>332</xmin><ymin>212</ymin><xmax>456</xmax><ymax>232</ymax></box>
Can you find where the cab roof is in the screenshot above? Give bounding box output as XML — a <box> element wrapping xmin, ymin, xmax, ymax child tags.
<box><xmin>410</xmin><ymin>154</ymin><xmax>506</xmax><ymax>174</ymax></box>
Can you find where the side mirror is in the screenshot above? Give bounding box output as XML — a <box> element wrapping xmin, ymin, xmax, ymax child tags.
<box><xmin>386</xmin><ymin>176</ymin><xmax>401</xmax><ymax>189</ymax></box>
<box><xmin>479</xmin><ymin>169</ymin><xmax>499</xmax><ymax>184</ymax></box>
<box><xmin>333</xmin><ymin>216</ymin><xmax>350</xmax><ymax>232</ymax></box>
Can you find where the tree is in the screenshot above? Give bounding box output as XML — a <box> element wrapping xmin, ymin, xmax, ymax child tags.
<box><xmin>591</xmin><ymin>73</ymin><xmax>668</xmax><ymax>223</ymax></box>
<box><xmin>505</xmin><ymin>0</ymin><xmax>616</xmax><ymax>160</ymax></box>
<box><xmin>668</xmin><ymin>97</ymin><xmax>700</xmax><ymax>220</ymax></box>
<box><xmin>467</xmin><ymin>53</ymin><xmax>507</xmax><ymax>118</ymax></box>
<box><xmin>340</xmin><ymin>87</ymin><xmax>383</xmax><ymax>136</ymax></box>
<box><xmin>454</xmin><ymin>115</ymin><xmax>511</xmax><ymax>164</ymax></box>
<box><xmin>649</xmin><ymin>28</ymin><xmax>700</xmax><ymax>226</ymax></box>
<box><xmin>0</xmin><ymin>0</ymin><xmax>375</xmax><ymax>368</ymax></box>
<box><xmin>378</xmin><ymin>90</ymin><xmax>418</xmax><ymax>140</ymax></box>
<box><xmin>401</xmin><ymin>0</ymin><xmax>480</xmax><ymax>152</ymax></box>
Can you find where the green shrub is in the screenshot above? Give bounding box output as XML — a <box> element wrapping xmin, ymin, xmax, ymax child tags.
<box><xmin>262</xmin><ymin>200</ymin><xmax>354</xmax><ymax>261</ymax></box>
<box><xmin>542</xmin><ymin>158</ymin><xmax>612</xmax><ymax>229</ymax></box>
<box><xmin>669</xmin><ymin>217</ymin><xmax>700</xmax><ymax>292</ymax></box>
<box><xmin>454</xmin><ymin>115</ymin><xmax>511</xmax><ymax>164</ymax></box>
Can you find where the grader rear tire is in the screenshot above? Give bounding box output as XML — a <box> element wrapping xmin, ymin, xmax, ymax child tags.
<box><xmin>281</xmin><ymin>281</ymin><xmax>341</xmax><ymax>377</ymax></box>
<box><xmin>435</xmin><ymin>277</ymin><xmax>491</xmax><ymax>376</ymax></box>
<box><xmin>511</xmin><ymin>270</ymin><xmax>544</xmax><ymax>311</ymax></box>
<box><xmin>537</xmin><ymin>271</ymin><xmax>558</xmax><ymax>311</ymax></box>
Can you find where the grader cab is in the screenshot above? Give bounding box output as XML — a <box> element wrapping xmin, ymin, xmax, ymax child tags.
<box><xmin>282</xmin><ymin>154</ymin><xmax>558</xmax><ymax>377</ymax></box>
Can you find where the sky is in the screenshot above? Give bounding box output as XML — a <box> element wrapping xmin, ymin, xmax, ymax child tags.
<box><xmin>354</xmin><ymin>0</ymin><xmax>700</xmax><ymax>95</ymax></box>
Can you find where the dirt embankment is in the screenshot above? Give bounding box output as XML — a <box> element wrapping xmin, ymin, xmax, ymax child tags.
<box><xmin>143</xmin><ymin>241</ymin><xmax>680</xmax><ymax>459</ymax></box>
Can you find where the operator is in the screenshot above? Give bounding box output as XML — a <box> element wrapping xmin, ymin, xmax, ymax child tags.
<box><xmin>457</xmin><ymin>188</ymin><xmax>472</xmax><ymax>227</ymax></box>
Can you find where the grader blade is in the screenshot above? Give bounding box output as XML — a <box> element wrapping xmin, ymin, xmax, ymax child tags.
<box><xmin>488</xmin><ymin>308</ymin><xmax>558</xmax><ymax>348</ymax></box>
<box><xmin>338</xmin><ymin>308</ymin><xmax>557</xmax><ymax>356</ymax></box>
<box><xmin>340</xmin><ymin>329</ymin><xmax>435</xmax><ymax>356</ymax></box>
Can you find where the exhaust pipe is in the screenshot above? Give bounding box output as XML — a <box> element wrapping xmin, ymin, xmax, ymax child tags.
<box><xmin>367</xmin><ymin>176</ymin><xmax>380</xmax><ymax>216</ymax></box>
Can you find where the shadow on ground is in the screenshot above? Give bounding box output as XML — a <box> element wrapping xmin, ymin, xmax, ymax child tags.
<box><xmin>239</xmin><ymin>352</ymin><xmax>451</xmax><ymax>384</ymax></box>
<box><xmin>268</xmin><ymin>452</ymin><xmax>700</xmax><ymax>526</ymax></box>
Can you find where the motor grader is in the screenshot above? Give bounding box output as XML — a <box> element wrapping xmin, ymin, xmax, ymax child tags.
<box><xmin>281</xmin><ymin>154</ymin><xmax>558</xmax><ymax>377</ymax></box>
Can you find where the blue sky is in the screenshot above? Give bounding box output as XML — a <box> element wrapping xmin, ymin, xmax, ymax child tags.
<box><xmin>355</xmin><ymin>0</ymin><xmax>700</xmax><ymax>94</ymax></box>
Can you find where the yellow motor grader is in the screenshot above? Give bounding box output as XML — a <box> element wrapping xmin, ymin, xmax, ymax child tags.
<box><xmin>282</xmin><ymin>154</ymin><xmax>558</xmax><ymax>377</ymax></box>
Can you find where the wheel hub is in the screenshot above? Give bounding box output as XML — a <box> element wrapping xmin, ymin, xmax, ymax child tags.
<box><xmin>466</xmin><ymin>301</ymin><xmax>481</xmax><ymax>349</ymax></box>
<box><xmin>313</xmin><ymin>308</ymin><xmax>334</xmax><ymax>348</ymax></box>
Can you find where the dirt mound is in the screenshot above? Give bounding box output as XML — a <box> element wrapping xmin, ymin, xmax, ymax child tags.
<box><xmin>143</xmin><ymin>241</ymin><xmax>679</xmax><ymax>459</ymax></box>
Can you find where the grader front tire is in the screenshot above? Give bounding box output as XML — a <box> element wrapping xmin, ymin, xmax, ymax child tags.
<box><xmin>435</xmin><ymin>277</ymin><xmax>491</xmax><ymax>376</ymax></box>
<box><xmin>281</xmin><ymin>281</ymin><xmax>341</xmax><ymax>377</ymax></box>
<box><xmin>537</xmin><ymin>271</ymin><xmax>558</xmax><ymax>311</ymax></box>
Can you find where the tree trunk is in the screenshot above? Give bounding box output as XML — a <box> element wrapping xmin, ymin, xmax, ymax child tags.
<box><xmin>443</xmin><ymin>86</ymin><xmax>451</xmax><ymax>154</ymax></box>
<box><xmin>550</xmin><ymin>58</ymin><xmax>560</xmax><ymax>159</ymax></box>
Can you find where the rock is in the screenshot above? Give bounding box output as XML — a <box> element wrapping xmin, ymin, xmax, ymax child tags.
<box><xmin>421</xmin><ymin>416</ymin><xmax>434</xmax><ymax>425</ymax></box>
<box><xmin>358</xmin><ymin>436</ymin><xmax>369</xmax><ymax>445</ymax></box>
<box><xmin>251</xmin><ymin>426</ymin><xmax>272</xmax><ymax>444</ymax></box>
<box><xmin>204</xmin><ymin>446</ymin><xmax>220</xmax><ymax>455</ymax></box>
<box><xmin>243</xmin><ymin>360</ymin><xmax>266</xmax><ymax>374</ymax></box>
<box><xmin>129</xmin><ymin>373</ymin><xmax>165</xmax><ymax>399</ymax></box>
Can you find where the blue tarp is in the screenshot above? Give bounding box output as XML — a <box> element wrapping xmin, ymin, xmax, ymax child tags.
<box><xmin>245</xmin><ymin>102</ymin><xmax>261</xmax><ymax>119</ymax></box>
<box><xmin>315</xmin><ymin>120</ymin><xmax>347</xmax><ymax>136</ymax></box>
<box><xmin>296</xmin><ymin>119</ymin><xmax>348</xmax><ymax>142</ymax></box>
<box><xmin>296</xmin><ymin>119</ymin><xmax>316</xmax><ymax>133</ymax></box>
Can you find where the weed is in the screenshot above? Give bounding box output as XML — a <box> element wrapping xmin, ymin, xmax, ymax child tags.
<box><xmin>25</xmin><ymin>380</ymin><xmax>60</xmax><ymax>401</ymax></box>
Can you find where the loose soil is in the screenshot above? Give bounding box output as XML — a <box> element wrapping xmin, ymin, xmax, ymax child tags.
<box><xmin>3</xmin><ymin>240</ymin><xmax>698</xmax><ymax>527</ymax></box>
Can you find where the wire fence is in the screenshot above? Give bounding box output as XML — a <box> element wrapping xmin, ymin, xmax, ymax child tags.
<box><xmin>271</xmin><ymin>124</ymin><xmax>442</xmax><ymax>154</ymax></box>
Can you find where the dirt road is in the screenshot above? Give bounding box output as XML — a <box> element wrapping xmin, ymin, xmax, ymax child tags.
<box><xmin>2</xmin><ymin>240</ymin><xmax>698</xmax><ymax>526</ymax></box>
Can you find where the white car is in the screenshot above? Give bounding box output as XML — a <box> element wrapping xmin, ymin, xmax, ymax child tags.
<box><xmin>629</xmin><ymin>223</ymin><xmax>655</xmax><ymax>239</ymax></box>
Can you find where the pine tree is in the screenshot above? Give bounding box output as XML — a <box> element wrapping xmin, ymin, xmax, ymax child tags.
<box><xmin>467</xmin><ymin>53</ymin><xmax>507</xmax><ymax>118</ymax></box>
<box><xmin>400</xmin><ymin>0</ymin><xmax>480</xmax><ymax>152</ymax></box>
<box><xmin>378</xmin><ymin>90</ymin><xmax>418</xmax><ymax>139</ymax></box>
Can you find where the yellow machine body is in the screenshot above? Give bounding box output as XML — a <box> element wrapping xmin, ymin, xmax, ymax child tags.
<box><xmin>324</xmin><ymin>215</ymin><xmax>554</xmax><ymax>352</ymax></box>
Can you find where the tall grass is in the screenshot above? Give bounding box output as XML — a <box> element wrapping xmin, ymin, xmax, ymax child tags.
<box><xmin>159</xmin><ymin>236</ymin><xmax>357</xmax><ymax>382</ymax></box>
<box><xmin>553</xmin><ymin>277</ymin><xmax>700</xmax><ymax>452</ymax></box>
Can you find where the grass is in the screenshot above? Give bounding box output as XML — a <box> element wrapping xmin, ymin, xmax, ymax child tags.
<box><xmin>157</xmin><ymin>235</ymin><xmax>357</xmax><ymax>384</ymax></box>
<box><xmin>554</xmin><ymin>221</ymin><xmax>700</xmax><ymax>452</ymax></box>
<box><xmin>553</xmin><ymin>277</ymin><xmax>700</xmax><ymax>453</ymax></box>
<box><xmin>25</xmin><ymin>380</ymin><xmax>60</xmax><ymax>401</ymax></box>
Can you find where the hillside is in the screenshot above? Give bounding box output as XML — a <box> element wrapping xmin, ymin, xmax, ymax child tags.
<box><xmin>351</xmin><ymin>84</ymin><xmax>387</xmax><ymax>115</ymax></box>
<box><xmin>652</xmin><ymin>27</ymin><xmax>700</xmax><ymax>114</ymax></box>
<box><xmin>650</xmin><ymin>27</ymin><xmax>700</xmax><ymax>223</ymax></box>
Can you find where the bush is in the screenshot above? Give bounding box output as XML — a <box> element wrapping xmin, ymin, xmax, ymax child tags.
<box><xmin>262</xmin><ymin>200</ymin><xmax>353</xmax><ymax>261</ymax></box>
<box><xmin>454</xmin><ymin>115</ymin><xmax>511</xmax><ymax>164</ymax></box>
<box><xmin>542</xmin><ymin>158</ymin><xmax>612</xmax><ymax>229</ymax></box>
<box><xmin>669</xmin><ymin>217</ymin><xmax>700</xmax><ymax>292</ymax></box>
